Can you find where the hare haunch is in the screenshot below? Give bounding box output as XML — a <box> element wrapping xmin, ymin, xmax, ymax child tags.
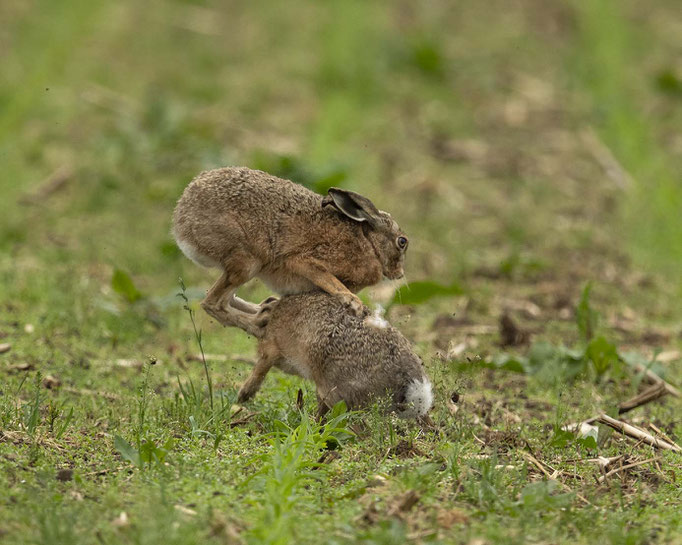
<box><xmin>172</xmin><ymin>167</ymin><xmax>408</xmax><ymax>335</ymax></box>
<box><xmin>210</xmin><ymin>292</ymin><xmax>433</xmax><ymax>418</ymax></box>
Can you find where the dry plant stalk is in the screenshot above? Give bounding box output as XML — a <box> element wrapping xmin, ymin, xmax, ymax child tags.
<box><xmin>633</xmin><ymin>363</ymin><xmax>680</xmax><ymax>398</ymax></box>
<box><xmin>597</xmin><ymin>414</ymin><xmax>681</xmax><ymax>452</ymax></box>
<box><xmin>564</xmin><ymin>379</ymin><xmax>675</xmax><ymax>432</ymax></box>
<box><xmin>649</xmin><ymin>423</ymin><xmax>677</xmax><ymax>447</ymax></box>
<box><xmin>596</xmin><ymin>456</ymin><xmax>659</xmax><ymax>484</ymax></box>
<box><xmin>521</xmin><ymin>452</ymin><xmax>591</xmax><ymax>505</ymax></box>
<box><xmin>618</xmin><ymin>382</ymin><xmax>668</xmax><ymax>414</ymax></box>
<box><xmin>587</xmin><ymin>455</ymin><xmax>624</xmax><ymax>471</ymax></box>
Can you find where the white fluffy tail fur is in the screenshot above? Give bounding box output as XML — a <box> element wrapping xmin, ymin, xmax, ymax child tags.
<box><xmin>403</xmin><ymin>378</ymin><xmax>433</xmax><ymax>417</ymax></box>
<box><xmin>174</xmin><ymin>233</ymin><xmax>220</xmax><ymax>269</ymax></box>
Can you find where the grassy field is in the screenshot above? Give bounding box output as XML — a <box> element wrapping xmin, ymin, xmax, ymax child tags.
<box><xmin>1</xmin><ymin>0</ymin><xmax>682</xmax><ymax>543</ymax></box>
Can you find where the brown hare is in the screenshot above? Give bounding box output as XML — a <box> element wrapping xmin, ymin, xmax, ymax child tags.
<box><xmin>172</xmin><ymin>167</ymin><xmax>408</xmax><ymax>334</ymax></box>
<box><xmin>209</xmin><ymin>292</ymin><xmax>433</xmax><ymax>418</ymax></box>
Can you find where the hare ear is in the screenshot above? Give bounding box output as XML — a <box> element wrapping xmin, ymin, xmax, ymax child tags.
<box><xmin>323</xmin><ymin>188</ymin><xmax>380</xmax><ymax>225</ymax></box>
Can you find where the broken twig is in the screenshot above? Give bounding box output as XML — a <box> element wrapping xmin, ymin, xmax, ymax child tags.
<box><xmin>618</xmin><ymin>382</ymin><xmax>668</xmax><ymax>415</ymax></box>
<box><xmin>649</xmin><ymin>423</ymin><xmax>678</xmax><ymax>448</ymax></box>
<box><xmin>633</xmin><ymin>363</ymin><xmax>680</xmax><ymax>398</ymax></box>
<box><xmin>597</xmin><ymin>457</ymin><xmax>659</xmax><ymax>484</ymax></box>
<box><xmin>597</xmin><ymin>414</ymin><xmax>681</xmax><ymax>452</ymax></box>
<box><xmin>521</xmin><ymin>452</ymin><xmax>591</xmax><ymax>505</ymax></box>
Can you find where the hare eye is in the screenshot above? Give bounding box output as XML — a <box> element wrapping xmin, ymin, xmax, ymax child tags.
<box><xmin>396</xmin><ymin>236</ymin><xmax>408</xmax><ymax>250</ymax></box>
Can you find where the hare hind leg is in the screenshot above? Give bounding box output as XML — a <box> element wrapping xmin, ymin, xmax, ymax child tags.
<box><xmin>201</xmin><ymin>259</ymin><xmax>262</xmax><ymax>335</ymax></box>
<box><xmin>202</xmin><ymin>256</ymin><xmax>257</xmax><ymax>311</ymax></box>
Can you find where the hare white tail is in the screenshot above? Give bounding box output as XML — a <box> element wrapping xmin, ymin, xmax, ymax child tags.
<box><xmin>174</xmin><ymin>231</ymin><xmax>220</xmax><ymax>269</ymax></box>
<box><xmin>403</xmin><ymin>378</ymin><xmax>433</xmax><ymax>417</ymax></box>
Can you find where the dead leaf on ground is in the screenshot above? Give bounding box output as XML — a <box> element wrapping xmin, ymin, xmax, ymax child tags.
<box><xmin>112</xmin><ymin>512</ymin><xmax>129</xmax><ymax>528</ymax></box>
<box><xmin>68</xmin><ymin>490</ymin><xmax>84</xmax><ymax>501</ymax></box>
<box><xmin>656</xmin><ymin>350</ymin><xmax>680</xmax><ymax>363</ymax></box>
<box><xmin>0</xmin><ymin>343</ymin><xmax>11</xmax><ymax>354</ymax></box>
<box><xmin>386</xmin><ymin>490</ymin><xmax>420</xmax><ymax>517</ymax></box>
<box><xmin>115</xmin><ymin>359</ymin><xmax>143</xmax><ymax>370</ymax></box>
<box><xmin>175</xmin><ymin>505</ymin><xmax>197</xmax><ymax>516</ymax></box>
<box><xmin>6</xmin><ymin>362</ymin><xmax>34</xmax><ymax>372</ymax></box>
<box><xmin>42</xmin><ymin>375</ymin><xmax>61</xmax><ymax>389</ymax></box>
<box><xmin>499</xmin><ymin>298</ymin><xmax>543</xmax><ymax>319</ymax></box>
<box><xmin>437</xmin><ymin>508</ymin><xmax>469</xmax><ymax>528</ymax></box>
<box><xmin>208</xmin><ymin>515</ymin><xmax>243</xmax><ymax>544</ymax></box>
<box><xmin>367</xmin><ymin>473</ymin><xmax>389</xmax><ymax>487</ymax></box>
<box><xmin>445</xmin><ymin>341</ymin><xmax>467</xmax><ymax>360</ymax></box>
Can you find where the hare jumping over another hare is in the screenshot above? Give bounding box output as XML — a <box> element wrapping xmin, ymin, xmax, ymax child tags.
<box><xmin>208</xmin><ymin>292</ymin><xmax>433</xmax><ymax>418</ymax></box>
<box><xmin>172</xmin><ymin>167</ymin><xmax>408</xmax><ymax>334</ymax></box>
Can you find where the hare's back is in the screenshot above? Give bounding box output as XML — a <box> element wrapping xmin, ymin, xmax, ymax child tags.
<box><xmin>272</xmin><ymin>293</ymin><xmax>422</xmax><ymax>380</ymax></box>
<box><xmin>182</xmin><ymin>166</ymin><xmax>320</xmax><ymax>215</ymax></box>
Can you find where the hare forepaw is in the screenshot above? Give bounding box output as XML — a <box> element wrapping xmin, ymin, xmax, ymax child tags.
<box><xmin>237</xmin><ymin>382</ymin><xmax>260</xmax><ymax>403</ymax></box>
<box><xmin>254</xmin><ymin>296</ymin><xmax>280</xmax><ymax>327</ymax></box>
<box><xmin>338</xmin><ymin>292</ymin><xmax>365</xmax><ymax>317</ymax></box>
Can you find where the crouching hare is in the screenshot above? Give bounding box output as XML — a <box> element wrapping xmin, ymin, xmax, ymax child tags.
<box><xmin>172</xmin><ymin>167</ymin><xmax>408</xmax><ymax>335</ymax></box>
<box><xmin>210</xmin><ymin>292</ymin><xmax>433</xmax><ymax>418</ymax></box>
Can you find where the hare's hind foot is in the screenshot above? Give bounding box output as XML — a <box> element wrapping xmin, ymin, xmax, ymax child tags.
<box><xmin>201</xmin><ymin>301</ymin><xmax>265</xmax><ymax>339</ymax></box>
<box><xmin>201</xmin><ymin>265</ymin><xmax>265</xmax><ymax>335</ymax></box>
<box><xmin>229</xmin><ymin>295</ymin><xmax>259</xmax><ymax>314</ymax></box>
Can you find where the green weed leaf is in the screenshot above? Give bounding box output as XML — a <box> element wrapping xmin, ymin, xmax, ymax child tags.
<box><xmin>112</xmin><ymin>269</ymin><xmax>143</xmax><ymax>303</ymax></box>
<box><xmin>656</xmin><ymin>69</ymin><xmax>682</xmax><ymax>97</ymax></box>
<box><xmin>390</xmin><ymin>281</ymin><xmax>463</xmax><ymax>306</ymax></box>
<box><xmin>489</xmin><ymin>354</ymin><xmax>530</xmax><ymax>374</ymax></box>
<box><xmin>576</xmin><ymin>282</ymin><xmax>598</xmax><ymax>342</ymax></box>
<box><xmin>576</xmin><ymin>435</ymin><xmax>598</xmax><ymax>450</ymax></box>
<box><xmin>585</xmin><ymin>336</ymin><xmax>619</xmax><ymax>375</ymax></box>
<box><xmin>550</xmin><ymin>427</ymin><xmax>574</xmax><ymax>448</ymax></box>
<box><xmin>328</xmin><ymin>400</ymin><xmax>348</xmax><ymax>420</ymax></box>
<box><xmin>114</xmin><ymin>435</ymin><xmax>141</xmax><ymax>468</ymax></box>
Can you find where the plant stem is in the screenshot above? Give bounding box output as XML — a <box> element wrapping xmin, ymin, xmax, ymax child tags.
<box><xmin>178</xmin><ymin>278</ymin><xmax>213</xmax><ymax>412</ymax></box>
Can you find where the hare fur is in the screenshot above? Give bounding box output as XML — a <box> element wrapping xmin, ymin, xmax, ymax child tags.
<box><xmin>172</xmin><ymin>167</ymin><xmax>408</xmax><ymax>334</ymax></box>
<box><xmin>217</xmin><ymin>292</ymin><xmax>433</xmax><ymax>418</ymax></box>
